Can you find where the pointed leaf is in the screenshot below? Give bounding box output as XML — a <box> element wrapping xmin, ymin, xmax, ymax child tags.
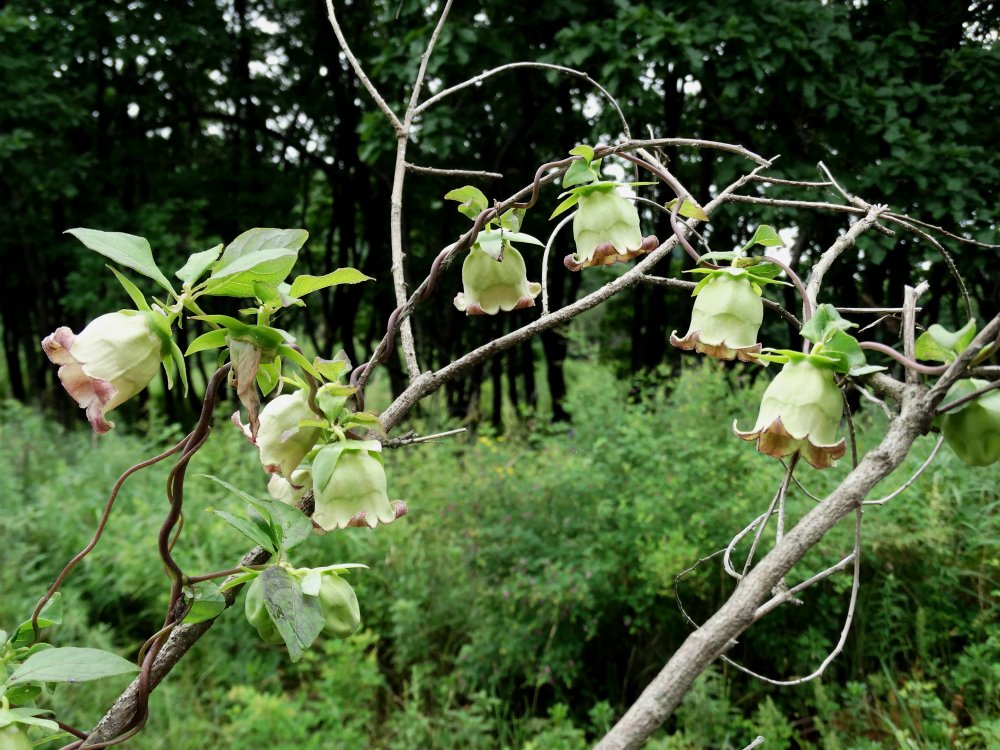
<box><xmin>800</xmin><ymin>303</ymin><xmax>857</xmax><ymax>344</ymax></box>
<box><xmin>207</xmin><ymin>508</ymin><xmax>277</xmax><ymax>553</ymax></box>
<box><xmin>288</xmin><ymin>268</ymin><xmax>374</xmax><ymax>298</ymax></box>
<box><xmin>8</xmin><ymin>647</ymin><xmax>139</xmax><ymax>685</ymax></box>
<box><xmin>561</xmin><ymin>158</ymin><xmax>598</xmax><ymax>188</ymax></box>
<box><xmin>444</xmin><ymin>185</ymin><xmax>489</xmax><ymax>220</ymax></box>
<box><xmin>66</xmin><ymin>228</ymin><xmax>175</xmax><ymax>294</ymax></box>
<box><xmin>498</xmin><ymin>208</ymin><xmax>524</xmax><ymax>233</ymax></box>
<box><xmin>185</xmin><ymin>328</ymin><xmax>230</xmax><ymax>356</ymax></box>
<box><xmin>664</xmin><ymin>197</ymin><xmax>710</xmax><ymax>221</ymax></box>
<box><xmin>202</xmin><ymin>249</ymin><xmax>298</xmax><ymax>298</ymax></box>
<box><xmin>549</xmin><ymin>193</ymin><xmax>580</xmax><ymax>219</ymax></box>
<box><xmin>259</xmin><ymin>566</ymin><xmax>324</xmax><ymax>662</ymax></box>
<box><xmin>9</xmin><ymin>594</ymin><xmax>62</xmax><ymax>648</ymax></box>
<box><xmin>568</xmin><ymin>144</ymin><xmax>595</xmax><ymax>162</ymax></box>
<box><xmin>740</xmin><ymin>224</ymin><xmax>783</xmax><ymax>251</ymax></box>
<box><xmin>915</xmin><ymin>320</ymin><xmax>977</xmax><ymax>363</ymax></box>
<box><xmin>182</xmin><ymin>582</ymin><xmax>227</xmax><ymax>624</ymax></box>
<box><xmin>107</xmin><ymin>267</ymin><xmax>151</xmax><ymax>312</ymax></box>
<box><xmin>219</xmin><ymin>228</ymin><xmax>308</xmax><ymax>268</ymax></box>
<box><xmin>176</xmin><ymin>244</ymin><xmax>224</xmax><ymax>287</ymax></box>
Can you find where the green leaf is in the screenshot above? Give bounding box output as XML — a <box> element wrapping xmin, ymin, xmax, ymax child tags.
<box><xmin>664</xmin><ymin>197</ymin><xmax>710</xmax><ymax>221</ymax></box>
<box><xmin>740</xmin><ymin>224</ymin><xmax>784</xmax><ymax>251</ymax></box>
<box><xmin>107</xmin><ymin>267</ymin><xmax>151</xmax><ymax>312</ymax></box>
<box><xmin>741</xmin><ymin>261</ymin><xmax>783</xmax><ymax>279</ymax></box>
<box><xmin>288</xmin><ymin>268</ymin><xmax>374</xmax><ymax>298</ymax></box>
<box><xmin>315</xmin><ymin>358</ymin><xmax>350</xmax><ymax>383</ymax></box>
<box><xmin>176</xmin><ymin>244</ymin><xmax>223</xmax><ymax>287</ymax></box>
<box><xmin>444</xmin><ymin>185</ymin><xmax>489</xmax><ymax>220</ymax></box>
<box><xmin>818</xmin><ymin>330</ymin><xmax>867</xmax><ymax>374</ymax></box>
<box><xmin>915</xmin><ymin>319</ymin><xmax>977</xmax><ymax>363</ymax></box>
<box><xmin>8</xmin><ymin>647</ymin><xmax>139</xmax><ymax>685</ymax></box>
<box><xmin>200</xmin><ymin>474</ymin><xmax>313</xmax><ymax>554</ymax></box>
<box><xmin>696</xmin><ymin>251</ymin><xmax>736</xmax><ymax>264</ymax></box>
<box><xmin>207</xmin><ymin>508</ymin><xmax>277</xmax><ymax>553</ymax></box>
<box><xmin>218</xmin><ymin>228</ymin><xmax>308</xmax><ymax>268</ymax></box>
<box><xmin>549</xmin><ymin>193</ymin><xmax>580</xmax><ymax>219</ymax></box>
<box><xmin>2</xmin><ymin>684</ymin><xmax>42</xmax><ymax>705</ymax></box>
<box><xmin>185</xmin><ymin>328</ymin><xmax>230</xmax><ymax>356</ymax></box>
<box><xmin>202</xmin><ymin>249</ymin><xmax>298</xmax><ymax>298</ymax></box>
<box><xmin>182</xmin><ymin>582</ymin><xmax>226</xmax><ymax>624</ymax></box>
<box><xmin>219</xmin><ymin>569</ymin><xmax>260</xmax><ymax>593</ymax></box>
<box><xmin>562</xmin><ymin>158</ymin><xmax>598</xmax><ymax>188</ymax></box>
<box><xmin>498</xmin><ymin>208</ymin><xmax>524</xmax><ymax>233</ymax></box>
<box><xmin>0</xmin><ymin>707</ymin><xmax>59</xmax><ymax>732</ymax></box>
<box><xmin>343</xmin><ymin>411</ymin><xmax>386</xmax><ymax>435</ymax></box>
<box><xmin>165</xmin><ymin>335</ymin><xmax>189</xmax><ymax>396</ymax></box>
<box><xmin>259</xmin><ymin>566</ymin><xmax>324</xmax><ymax>662</ymax></box>
<box><xmin>278</xmin><ymin>344</ymin><xmax>322</xmax><ymax>379</ymax></box>
<box><xmin>800</xmin><ymin>304</ymin><xmax>857</xmax><ymax>344</ymax></box>
<box><xmin>568</xmin><ymin>144</ymin><xmax>595</xmax><ymax>162</ymax></box>
<box><xmin>849</xmin><ymin>364</ymin><xmax>888</xmax><ymax>376</ymax></box>
<box><xmin>9</xmin><ymin>594</ymin><xmax>62</xmax><ymax>647</ymax></box>
<box><xmin>66</xmin><ymin>228</ymin><xmax>176</xmax><ymax>295</ymax></box>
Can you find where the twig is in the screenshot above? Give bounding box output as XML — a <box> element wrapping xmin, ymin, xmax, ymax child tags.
<box><xmin>542</xmin><ymin>212</ymin><xmax>575</xmax><ymax>315</ymax></box>
<box><xmin>323</xmin><ymin>1</ymin><xmax>403</xmax><ymax>136</ymax></box>
<box><xmin>864</xmin><ymin>435</ymin><xmax>945</xmax><ymax>505</ymax></box>
<box><xmin>383</xmin><ymin>427</ymin><xmax>467</xmax><ymax>447</ymax></box>
<box><xmin>741</xmin><ymin>737</ymin><xmax>766</xmax><ymax>750</ymax></box>
<box><xmin>936</xmin><ymin>378</ymin><xmax>1000</xmax><ymax>414</ymax></box>
<box><xmin>817</xmin><ymin>161</ymin><xmax>868</xmax><ymax>210</ymax></box>
<box><xmin>405</xmin><ymin>163</ymin><xmax>503</xmax><ymax>180</ymax></box>
<box><xmin>804</xmin><ymin>204</ymin><xmax>891</xmax><ymax>308</ymax></box>
<box><xmin>902</xmin><ymin>282</ymin><xmax>930</xmax><ymax>385</ymax></box>
<box><xmin>850</xmin><ymin>381</ymin><xmax>894</xmax><ymax>419</ymax></box>
<box><xmin>415</xmin><ymin>62</ymin><xmax>632</xmax><ymax>140</ymax></box>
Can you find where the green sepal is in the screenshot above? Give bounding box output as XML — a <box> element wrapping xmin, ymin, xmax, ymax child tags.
<box><xmin>163</xmin><ymin>335</ymin><xmax>189</xmax><ymax>395</ymax></box>
<box><xmin>107</xmin><ymin>266</ymin><xmax>151</xmax><ymax>312</ymax></box>
<box><xmin>757</xmin><ymin>348</ymin><xmax>841</xmax><ymax>369</ymax></box>
<box><xmin>256</xmin><ymin>359</ymin><xmax>282</xmax><ymax>396</ymax></box>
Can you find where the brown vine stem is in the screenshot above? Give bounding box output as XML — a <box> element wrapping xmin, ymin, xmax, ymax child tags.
<box><xmin>859</xmin><ymin>341</ymin><xmax>948</xmax><ymax>375</ymax></box>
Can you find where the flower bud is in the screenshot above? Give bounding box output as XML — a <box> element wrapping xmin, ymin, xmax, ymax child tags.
<box><xmin>941</xmin><ymin>379</ymin><xmax>1000</xmax><ymax>466</ymax></box>
<box><xmin>42</xmin><ymin>311</ymin><xmax>164</xmax><ymax>433</ymax></box>
<box><xmin>267</xmin><ymin>469</ymin><xmax>312</xmax><ymax>505</ymax></box>
<box><xmin>565</xmin><ymin>188</ymin><xmax>658</xmax><ymax>271</ymax></box>
<box><xmin>734</xmin><ymin>358</ymin><xmax>845</xmax><ymax>469</ymax></box>
<box><xmin>318</xmin><ymin>573</ymin><xmax>361</xmax><ymax>638</ymax></box>
<box><xmin>247</xmin><ymin>389</ymin><xmax>322</xmax><ymax>476</ymax></box>
<box><xmin>243</xmin><ymin>576</ymin><xmax>284</xmax><ymax>645</ymax></box>
<box><xmin>670</xmin><ymin>272</ymin><xmax>763</xmax><ymax>362</ymax></box>
<box><xmin>312</xmin><ymin>440</ymin><xmax>400</xmax><ymax>531</ymax></box>
<box><xmin>454</xmin><ymin>245</ymin><xmax>541</xmax><ymax>315</ymax></box>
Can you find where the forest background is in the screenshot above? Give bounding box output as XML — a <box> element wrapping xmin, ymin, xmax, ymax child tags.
<box><xmin>1</xmin><ymin>1</ymin><xmax>998</xmax><ymax>748</ymax></box>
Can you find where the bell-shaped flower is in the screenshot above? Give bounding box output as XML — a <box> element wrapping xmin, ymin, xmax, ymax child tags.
<box><xmin>454</xmin><ymin>244</ymin><xmax>541</xmax><ymax>315</ymax></box>
<box><xmin>671</xmin><ymin>271</ymin><xmax>763</xmax><ymax>362</ymax></box>
<box><xmin>311</xmin><ymin>440</ymin><xmax>405</xmax><ymax>531</ymax></box>
<box><xmin>42</xmin><ymin>311</ymin><xmax>164</xmax><ymax>434</ymax></box>
<box><xmin>234</xmin><ymin>389</ymin><xmax>322</xmax><ymax>477</ymax></box>
<box><xmin>565</xmin><ymin>188</ymin><xmax>658</xmax><ymax>271</ymax></box>
<box><xmin>734</xmin><ymin>358</ymin><xmax>846</xmax><ymax>469</ymax></box>
<box><xmin>940</xmin><ymin>379</ymin><xmax>1000</xmax><ymax>467</ymax></box>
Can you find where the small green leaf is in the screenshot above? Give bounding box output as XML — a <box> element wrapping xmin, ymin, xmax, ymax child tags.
<box><xmin>800</xmin><ymin>304</ymin><xmax>857</xmax><ymax>344</ymax></box>
<box><xmin>444</xmin><ymin>185</ymin><xmax>489</xmax><ymax>220</ymax></box>
<box><xmin>915</xmin><ymin>320</ymin><xmax>977</xmax><ymax>363</ymax></box>
<box><xmin>740</xmin><ymin>224</ymin><xmax>783</xmax><ymax>251</ymax></box>
<box><xmin>664</xmin><ymin>197</ymin><xmax>710</xmax><ymax>221</ymax></box>
<box><xmin>8</xmin><ymin>647</ymin><xmax>139</xmax><ymax>685</ymax></box>
<box><xmin>818</xmin><ymin>329</ymin><xmax>867</xmax><ymax>374</ymax></box>
<box><xmin>343</xmin><ymin>411</ymin><xmax>386</xmax><ymax>435</ymax></box>
<box><xmin>259</xmin><ymin>566</ymin><xmax>324</xmax><ymax>662</ymax></box>
<box><xmin>185</xmin><ymin>328</ymin><xmax>230</xmax><ymax>356</ymax></box>
<box><xmin>849</xmin><ymin>364</ymin><xmax>888</xmax><ymax>376</ymax></box>
<box><xmin>278</xmin><ymin>344</ymin><xmax>322</xmax><ymax>379</ymax></box>
<box><xmin>0</xmin><ymin>707</ymin><xmax>59</xmax><ymax>732</ymax></box>
<box><xmin>2</xmin><ymin>684</ymin><xmax>42</xmax><ymax>704</ymax></box>
<box><xmin>176</xmin><ymin>244</ymin><xmax>223</xmax><ymax>287</ymax></box>
<box><xmin>741</xmin><ymin>261</ymin><xmax>783</xmax><ymax>279</ymax></box>
<box><xmin>696</xmin><ymin>251</ymin><xmax>736</xmax><ymax>264</ymax></box>
<box><xmin>200</xmin><ymin>474</ymin><xmax>314</xmax><ymax>554</ymax></box>
<box><xmin>474</xmin><ymin>229</ymin><xmax>505</xmax><ymax>260</ymax></box>
<box><xmin>66</xmin><ymin>228</ymin><xmax>175</xmax><ymax>295</ymax></box>
<box><xmin>569</xmin><ymin>144</ymin><xmax>595</xmax><ymax>162</ymax></box>
<box><xmin>182</xmin><ymin>582</ymin><xmax>226</xmax><ymax>624</ymax></box>
<box><xmin>562</xmin><ymin>158</ymin><xmax>598</xmax><ymax>188</ymax></box>
<box><xmin>207</xmin><ymin>508</ymin><xmax>277</xmax><ymax>553</ymax></box>
<box><xmin>498</xmin><ymin>208</ymin><xmax>524</xmax><ymax>233</ymax></box>
<box><xmin>253</xmin><ymin>282</ymin><xmax>283</xmax><ymax>306</ymax></box>
<box><xmin>219</xmin><ymin>570</ymin><xmax>260</xmax><ymax>593</ymax></box>
<box><xmin>9</xmin><ymin>594</ymin><xmax>62</xmax><ymax>647</ymax></box>
<box><xmin>288</xmin><ymin>268</ymin><xmax>374</xmax><ymax>298</ymax></box>
<box><xmin>315</xmin><ymin>358</ymin><xmax>350</xmax><ymax>382</ymax></box>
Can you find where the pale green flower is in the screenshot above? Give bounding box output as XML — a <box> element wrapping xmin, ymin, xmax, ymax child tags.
<box><xmin>671</xmin><ymin>272</ymin><xmax>763</xmax><ymax>362</ymax></box>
